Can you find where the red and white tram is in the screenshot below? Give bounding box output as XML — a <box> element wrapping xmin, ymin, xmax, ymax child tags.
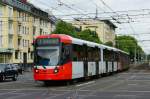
<box><xmin>33</xmin><ymin>34</ymin><xmax>130</xmax><ymax>82</ymax></box>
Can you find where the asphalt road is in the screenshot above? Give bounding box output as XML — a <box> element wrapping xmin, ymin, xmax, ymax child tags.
<box><xmin>1</xmin><ymin>66</ymin><xmax>150</xmax><ymax>99</ymax></box>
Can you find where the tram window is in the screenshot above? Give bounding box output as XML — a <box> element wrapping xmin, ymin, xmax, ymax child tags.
<box><xmin>72</xmin><ymin>44</ymin><xmax>78</xmax><ymax>61</ymax></box>
<box><xmin>72</xmin><ymin>44</ymin><xmax>86</xmax><ymax>61</ymax></box>
<box><xmin>94</xmin><ymin>48</ymin><xmax>101</xmax><ymax>61</ymax></box>
<box><xmin>61</xmin><ymin>44</ymin><xmax>71</xmax><ymax>64</ymax></box>
<box><xmin>87</xmin><ymin>47</ymin><xmax>91</xmax><ymax>61</ymax></box>
<box><xmin>103</xmin><ymin>49</ymin><xmax>114</xmax><ymax>61</ymax></box>
<box><xmin>86</xmin><ymin>47</ymin><xmax>100</xmax><ymax>61</ymax></box>
<box><xmin>103</xmin><ymin>49</ymin><xmax>108</xmax><ymax>61</ymax></box>
<box><xmin>114</xmin><ymin>52</ymin><xmax>119</xmax><ymax>61</ymax></box>
<box><xmin>111</xmin><ymin>51</ymin><xmax>115</xmax><ymax>61</ymax></box>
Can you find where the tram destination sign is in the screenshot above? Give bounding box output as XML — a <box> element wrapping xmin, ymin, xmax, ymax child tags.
<box><xmin>36</xmin><ymin>38</ymin><xmax>59</xmax><ymax>46</ymax></box>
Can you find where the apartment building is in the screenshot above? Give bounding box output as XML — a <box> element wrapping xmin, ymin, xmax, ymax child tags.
<box><xmin>0</xmin><ymin>0</ymin><xmax>53</xmax><ymax>66</ymax></box>
<box><xmin>72</xmin><ymin>19</ymin><xmax>117</xmax><ymax>45</ymax></box>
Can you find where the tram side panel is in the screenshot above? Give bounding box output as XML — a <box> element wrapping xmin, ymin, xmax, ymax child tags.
<box><xmin>113</xmin><ymin>52</ymin><xmax>118</xmax><ymax>72</ymax></box>
<box><xmin>72</xmin><ymin>62</ymin><xmax>84</xmax><ymax>79</ymax></box>
<box><xmin>66</xmin><ymin>43</ymin><xmax>129</xmax><ymax>80</ymax></box>
<box><xmin>72</xmin><ymin>44</ymin><xmax>102</xmax><ymax>79</ymax></box>
<box><xmin>88</xmin><ymin>62</ymin><xmax>96</xmax><ymax>76</ymax></box>
<box><xmin>72</xmin><ymin>44</ymin><xmax>87</xmax><ymax>79</ymax></box>
<box><xmin>117</xmin><ymin>52</ymin><xmax>130</xmax><ymax>72</ymax></box>
<box><xmin>108</xmin><ymin>61</ymin><xmax>113</xmax><ymax>73</ymax></box>
<box><xmin>113</xmin><ymin>61</ymin><xmax>118</xmax><ymax>72</ymax></box>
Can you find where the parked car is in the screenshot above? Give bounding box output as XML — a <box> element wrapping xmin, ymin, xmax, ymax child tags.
<box><xmin>12</xmin><ymin>64</ymin><xmax>23</xmax><ymax>74</ymax></box>
<box><xmin>0</xmin><ymin>63</ymin><xmax>18</xmax><ymax>81</ymax></box>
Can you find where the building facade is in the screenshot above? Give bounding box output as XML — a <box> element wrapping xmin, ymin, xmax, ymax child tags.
<box><xmin>72</xmin><ymin>19</ymin><xmax>117</xmax><ymax>45</ymax></box>
<box><xmin>0</xmin><ymin>0</ymin><xmax>53</xmax><ymax>66</ymax></box>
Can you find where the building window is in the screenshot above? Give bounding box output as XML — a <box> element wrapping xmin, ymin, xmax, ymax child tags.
<box><xmin>18</xmin><ymin>25</ymin><xmax>21</xmax><ymax>34</ymax></box>
<box><xmin>22</xmin><ymin>13</ymin><xmax>25</xmax><ymax>21</ymax></box>
<box><xmin>33</xmin><ymin>17</ymin><xmax>36</xmax><ymax>23</ymax></box>
<box><xmin>22</xmin><ymin>39</ymin><xmax>24</xmax><ymax>47</ymax></box>
<box><xmin>15</xmin><ymin>51</ymin><xmax>18</xmax><ymax>59</ymax></box>
<box><xmin>18</xmin><ymin>11</ymin><xmax>21</xmax><ymax>18</ymax></box>
<box><xmin>0</xmin><ymin>5</ymin><xmax>2</xmax><ymax>16</ymax></box>
<box><xmin>33</xmin><ymin>26</ymin><xmax>36</xmax><ymax>35</ymax></box>
<box><xmin>24</xmin><ymin>13</ymin><xmax>27</xmax><ymax>22</ymax></box>
<box><xmin>25</xmin><ymin>26</ymin><xmax>26</xmax><ymax>34</ymax></box>
<box><xmin>8</xmin><ymin>6</ymin><xmax>13</xmax><ymax>18</ymax></box>
<box><xmin>8</xmin><ymin>36</ymin><xmax>13</xmax><ymax>48</ymax></box>
<box><xmin>28</xmin><ymin>52</ymin><xmax>30</xmax><ymax>60</ymax></box>
<box><xmin>20</xmin><ymin>52</ymin><xmax>21</xmax><ymax>59</ymax></box>
<box><xmin>28</xmin><ymin>40</ymin><xmax>29</xmax><ymax>47</ymax></box>
<box><xmin>8</xmin><ymin>22</ymin><xmax>13</xmax><ymax>34</ymax></box>
<box><xmin>31</xmin><ymin>52</ymin><xmax>34</xmax><ymax>60</ymax></box>
<box><xmin>27</xmin><ymin>27</ymin><xmax>29</xmax><ymax>34</ymax></box>
<box><xmin>22</xmin><ymin>26</ymin><xmax>24</xmax><ymax>34</ymax></box>
<box><xmin>40</xmin><ymin>29</ymin><xmax>42</xmax><ymax>35</ymax></box>
<box><xmin>26</xmin><ymin>40</ymin><xmax>27</xmax><ymax>47</ymax></box>
<box><xmin>0</xmin><ymin>54</ymin><xmax>11</xmax><ymax>63</ymax></box>
<box><xmin>80</xmin><ymin>26</ymin><xmax>82</xmax><ymax>31</ymax></box>
<box><xmin>0</xmin><ymin>21</ymin><xmax>2</xmax><ymax>47</ymax></box>
<box><xmin>18</xmin><ymin>38</ymin><xmax>21</xmax><ymax>46</ymax></box>
<box><xmin>23</xmin><ymin>40</ymin><xmax>28</xmax><ymax>47</ymax></box>
<box><xmin>40</xmin><ymin>19</ymin><xmax>42</xmax><ymax>25</ymax></box>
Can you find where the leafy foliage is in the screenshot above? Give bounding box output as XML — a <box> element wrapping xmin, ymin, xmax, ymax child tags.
<box><xmin>148</xmin><ymin>55</ymin><xmax>150</xmax><ymax>61</ymax></box>
<box><xmin>116</xmin><ymin>35</ymin><xmax>144</xmax><ymax>60</ymax></box>
<box><xmin>52</xmin><ymin>20</ymin><xmax>76</xmax><ymax>37</ymax></box>
<box><xmin>104</xmin><ymin>41</ymin><xmax>113</xmax><ymax>47</ymax></box>
<box><xmin>77</xmin><ymin>29</ymin><xmax>102</xmax><ymax>43</ymax></box>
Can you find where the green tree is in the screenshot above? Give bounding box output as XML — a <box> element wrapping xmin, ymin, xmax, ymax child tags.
<box><xmin>77</xmin><ymin>29</ymin><xmax>102</xmax><ymax>43</ymax></box>
<box><xmin>104</xmin><ymin>41</ymin><xmax>113</xmax><ymax>47</ymax></box>
<box><xmin>116</xmin><ymin>35</ymin><xmax>144</xmax><ymax>61</ymax></box>
<box><xmin>53</xmin><ymin>20</ymin><xmax>76</xmax><ymax>37</ymax></box>
<box><xmin>148</xmin><ymin>55</ymin><xmax>150</xmax><ymax>61</ymax></box>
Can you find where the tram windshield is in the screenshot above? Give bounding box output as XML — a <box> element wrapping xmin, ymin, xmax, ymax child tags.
<box><xmin>36</xmin><ymin>46</ymin><xmax>60</xmax><ymax>66</ymax></box>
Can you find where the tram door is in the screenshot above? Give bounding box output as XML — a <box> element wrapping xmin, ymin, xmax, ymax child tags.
<box><xmin>83</xmin><ymin>45</ymin><xmax>88</xmax><ymax>77</ymax></box>
<box><xmin>95</xmin><ymin>47</ymin><xmax>100</xmax><ymax>75</ymax></box>
<box><xmin>104</xmin><ymin>49</ymin><xmax>109</xmax><ymax>73</ymax></box>
<box><xmin>84</xmin><ymin>62</ymin><xmax>88</xmax><ymax>77</ymax></box>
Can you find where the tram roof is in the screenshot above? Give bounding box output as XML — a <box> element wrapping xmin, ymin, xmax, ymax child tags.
<box><xmin>36</xmin><ymin>34</ymin><xmax>128</xmax><ymax>54</ymax></box>
<box><xmin>72</xmin><ymin>35</ymin><xmax>128</xmax><ymax>54</ymax></box>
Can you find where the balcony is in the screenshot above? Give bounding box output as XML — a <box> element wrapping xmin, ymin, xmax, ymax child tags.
<box><xmin>18</xmin><ymin>33</ymin><xmax>23</xmax><ymax>38</ymax></box>
<box><xmin>16</xmin><ymin>46</ymin><xmax>23</xmax><ymax>51</ymax></box>
<box><xmin>17</xmin><ymin>18</ymin><xmax>22</xmax><ymax>24</ymax></box>
<box><xmin>17</xmin><ymin>29</ymin><xmax>23</xmax><ymax>38</ymax></box>
<box><xmin>8</xmin><ymin>44</ymin><xmax>14</xmax><ymax>50</ymax></box>
<box><xmin>8</xmin><ymin>16</ymin><xmax>13</xmax><ymax>21</ymax></box>
<box><xmin>0</xmin><ymin>48</ymin><xmax>14</xmax><ymax>53</ymax></box>
<box><xmin>8</xmin><ymin>30</ymin><xmax>14</xmax><ymax>36</ymax></box>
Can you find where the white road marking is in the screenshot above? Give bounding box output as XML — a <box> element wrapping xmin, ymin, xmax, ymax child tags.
<box><xmin>6</xmin><ymin>94</ymin><xmax>27</xmax><ymax>99</ymax></box>
<box><xmin>0</xmin><ymin>90</ymin><xmax>18</xmax><ymax>95</ymax></box>
<box><xmin>115</xmin><ymin>95</ymin><xmax>137</xmax><ymax>97</ymax></box>
<box><xmin>128</xmin><ymin>84</ymin><xmax>137</xmax><ymax>86</ymax></box>
<box><xmin>76</xmin><ymin>81</ymin><xmax>95</xmax><ymax>87</ymax></box>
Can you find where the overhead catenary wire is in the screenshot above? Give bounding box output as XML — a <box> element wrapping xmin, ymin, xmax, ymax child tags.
<box><xmin>97</xmin><ymin>0</ymin><xmax>148</xmax><ymax>54</ymax></box>
<box><xmin>1</xmin><ymin>0</ymin><xmax>150</xmax><ymax>53</ymax></box>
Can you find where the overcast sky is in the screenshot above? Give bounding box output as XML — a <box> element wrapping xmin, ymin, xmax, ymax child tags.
<box><xmin>28</xmin><ymin>0</ymin><xmax>150</xmax><ymax>54</ymax></box>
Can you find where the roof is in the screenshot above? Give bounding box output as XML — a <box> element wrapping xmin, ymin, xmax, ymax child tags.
<box><xmin>36</xmin><ymin>34</ymin><xmax>72</xmax><ymax>44</ymax></box>
<box><xmin>101</xmin><ymin>20</ymin><xmax>117</xmax><ymax>28</ymax></box>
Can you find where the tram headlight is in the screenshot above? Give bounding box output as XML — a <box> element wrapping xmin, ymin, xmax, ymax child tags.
<box><xmin>54</xmin><ymin>67</ymin><xmax>59</xmax><ymax>74</ymax></box>
<box><xmin>35</xmin><ymin>69</ymin><xmax>39</xmax><ymax>73</ymax></box>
